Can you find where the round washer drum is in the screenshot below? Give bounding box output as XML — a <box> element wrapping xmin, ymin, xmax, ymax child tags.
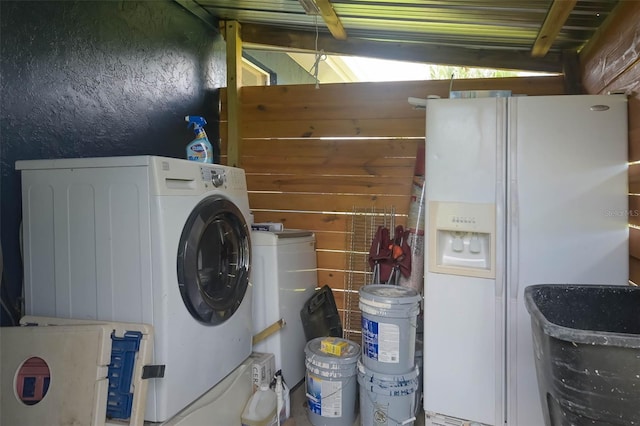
<box><xmin>177</xmin><ymin>195</ymin><xmax>251</xmax><ymax>325</ymax></box>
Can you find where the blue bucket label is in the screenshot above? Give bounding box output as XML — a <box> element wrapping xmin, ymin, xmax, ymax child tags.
<box><xmin>306</xmin><ymin>373</ymin><xmax>342</xmax><ymax>418</ymax></box>
<box><xmin>362</xmin><ymin>317</ymin><xmax>379</xmax><ymax>360</ymax></box>
<box><xmin>362</xmin><ymin>317</ymin><xmax>400</xmax><ymax>363</ymax></box>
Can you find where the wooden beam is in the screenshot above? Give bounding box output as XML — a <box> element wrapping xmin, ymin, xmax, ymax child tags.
<box><xmin>241</xmin><ymin>23</ymin><xmax>563</xmax><ymax>73</ymax></box>
<box><xmin>224</xmin><ymin>21</ymin><xmax>242</xmax><ymax>167</ymax></box>
<box><xmin>531</xmin><ymin>0</ymin><xmax>577</xmax><ymax>58</ymax></box>
<box><xmin>562</xmin><ymin>49</ymin><xmax>583</xmax><ymax>94</ymax></box>
<box><xmin>315</xmin><ymin>0</ymin><xmax>347</xmax><ymax>40</ymax></box>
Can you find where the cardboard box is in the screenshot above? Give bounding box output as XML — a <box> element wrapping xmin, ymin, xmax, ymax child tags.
<box><xmin>320</xmin><ymin>337</ymin><xmax>349</xmax><ymax>356</ymax></box>
<box><xmin>249</xmin><ymin>352</ymin><xmax>275</xmax><ymax>391</ymax></box>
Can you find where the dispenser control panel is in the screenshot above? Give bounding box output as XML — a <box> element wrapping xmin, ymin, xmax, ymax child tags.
<box><xmin>428</xmin><ymin>201</ymin><xmax>496</xmax><ymax>279</ymax></box>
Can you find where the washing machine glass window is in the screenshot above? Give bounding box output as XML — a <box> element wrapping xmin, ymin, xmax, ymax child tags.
<box><xmin>177</xmin><ymin>195</ymin><xmax>251</xmax><ymax>325</ymax></box>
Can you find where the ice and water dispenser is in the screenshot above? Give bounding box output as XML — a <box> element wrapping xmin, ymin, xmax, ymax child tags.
<box><xmin>428</xmin><ymin>202</ymin><xmax>495</xmax><ymax>279</ymax></box>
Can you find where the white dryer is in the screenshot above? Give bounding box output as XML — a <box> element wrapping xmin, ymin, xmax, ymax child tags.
<box><xmin>251</xmin><ymin>230</ymin><xmax>318</xmax><ymax>388</ymax></box>
<box><xmin>17</xmin><ymin>156</ymin><xmax>253</xmax><ymax>422</ymax></box>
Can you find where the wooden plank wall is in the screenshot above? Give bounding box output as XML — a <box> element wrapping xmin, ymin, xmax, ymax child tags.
<box><xmin>579</xmin><ymin>0</ymin><xmax>640</xmax><ymax>284</ymax></box>
<box><xmin>220</xmin><ymin>76</ymin><xmax>565</xmax><ymax>324</ymax></box>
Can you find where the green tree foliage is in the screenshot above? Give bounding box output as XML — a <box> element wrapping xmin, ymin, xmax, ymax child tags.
<box><xmin>427</xmin><ymin>65</ymin><xmax>520</xmax><ymax>80</ymax></box>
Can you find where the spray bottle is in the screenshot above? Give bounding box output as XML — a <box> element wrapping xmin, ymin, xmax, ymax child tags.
<box><xmin>185</xmin><ymin>116</ymin><xmax>214</xmax><ymax>164</ymax></box>
<box><xmin>272</xmin><ymin>370</ymin><xmax>290</xmax><ymax>424</ymax></box>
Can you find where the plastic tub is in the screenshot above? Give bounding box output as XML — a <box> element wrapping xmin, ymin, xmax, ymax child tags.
<box><xmin>524</xmin><ymin>284</ymin><xmax>640</xmax><ymax>426</ymax></box>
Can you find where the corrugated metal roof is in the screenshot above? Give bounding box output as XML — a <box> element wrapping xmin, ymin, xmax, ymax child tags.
<box><xmin>188</xmin><ymin>0</ymin><xmax>620</xmax><ymax>71</ymax></box>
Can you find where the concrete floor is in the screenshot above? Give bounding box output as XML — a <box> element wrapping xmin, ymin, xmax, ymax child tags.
<box><xmin>288</xmin><ymin>382</ymin><xmax>425</xmax><ymax>426</ymax></box>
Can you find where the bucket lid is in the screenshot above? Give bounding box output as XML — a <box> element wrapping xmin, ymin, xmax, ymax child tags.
<box><xmin>304</xmin><ymin>337</ymin><xmax>360</xmax><ymax>366</ymax></box>
<box><xmin>359</xmin><ymin>284</ymin><xmax>421</xmax><ymax>307</ymax></box>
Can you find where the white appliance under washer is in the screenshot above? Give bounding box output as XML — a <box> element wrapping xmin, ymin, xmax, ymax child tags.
<box><xmin>17</xmin><ymin>155</ymin><xmax>253</xmax><ymax>422</ymax></box>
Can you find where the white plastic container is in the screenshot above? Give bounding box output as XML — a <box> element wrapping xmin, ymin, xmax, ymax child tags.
<box><xmin>241</xmin><ymin>385</ymin><xmax>277</xmax><ymax>426</ymax></box>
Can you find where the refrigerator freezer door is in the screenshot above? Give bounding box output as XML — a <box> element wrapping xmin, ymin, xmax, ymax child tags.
<box><xmin>507</xmin><ymin>95</ymin><xmax>629</xmax><ymax>426</ymax></box>
<box><xmin>424</xmin><ymin>98</ymin><xmax>506</xmax><ymax>425</ymax></box>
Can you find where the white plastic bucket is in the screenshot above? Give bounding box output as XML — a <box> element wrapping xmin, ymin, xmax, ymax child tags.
<box><xmin>304</xmin><ymin>337</ymin><xmax>360</xmax><ymax>426</ymax></box>
<box><xmin>357</xmin><ymin>360</ymin><xmax>420</xmax><ymax>426</ymax></box>
<box><xmin>359</xmin><ymin>284</ymin><xmax>421</xmax><ymax>374</ymax></box>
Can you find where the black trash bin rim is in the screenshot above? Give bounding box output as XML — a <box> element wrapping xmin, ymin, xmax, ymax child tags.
<box><xmin>524</xmin><ymin>284</ymin><xmax>640</xmax><ymax>349</ymax></box>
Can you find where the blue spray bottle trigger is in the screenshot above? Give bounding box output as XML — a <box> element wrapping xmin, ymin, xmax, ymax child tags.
<box><xmin>185</xmin><ymin>115</ymin><xmax>207</xmax><ymax>132</ymax></box>
<box><xmin>184</xmin><ymin>115</ymin><xmax>213</xmax><ymax>163</ymax></box>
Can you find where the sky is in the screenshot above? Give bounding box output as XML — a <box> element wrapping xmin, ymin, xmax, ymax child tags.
<box><xmin>338</xmin><ymin>55</ymin><xmax>549</xmax><ymax>82</ymax></box>
<box><xmin>341</xmin><ymin>56</ymin><xmax>440</xmax><ymax>82</ymax></box>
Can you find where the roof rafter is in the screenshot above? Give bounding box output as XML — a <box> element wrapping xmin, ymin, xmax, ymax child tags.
<box><xmin>314</xmin><ymin>0</ymin><xmax>347</xmax><ymax>40</ymax></box>
<box><xmin>531</xmin><ymin>0</ymin><xmax>578</xmax><ymax>57</ymax></box>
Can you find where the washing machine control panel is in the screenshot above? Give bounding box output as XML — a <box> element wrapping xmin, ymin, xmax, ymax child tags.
<box><xmin>200</xmin><ymin>166</ymin><xmax>226</xmax><ymax>188</ymax></box>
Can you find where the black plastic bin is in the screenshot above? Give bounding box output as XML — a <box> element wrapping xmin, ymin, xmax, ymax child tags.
<box><xmin>524</xmin><ymin>284</ymin><xmax>640</xmax><ymax>426</ymax></box>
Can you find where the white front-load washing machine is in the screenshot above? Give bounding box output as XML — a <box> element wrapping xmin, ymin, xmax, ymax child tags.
<box><xmin>17</xmin><ymin>155</ymin><xmax>253</xmax><ymax>422</ymax></box>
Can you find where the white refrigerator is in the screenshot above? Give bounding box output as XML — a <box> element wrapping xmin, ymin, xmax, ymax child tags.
<box><xmin>422</xmin><ymin>95</ymin><xmax>629</xmax><ymax>426</ymax></box>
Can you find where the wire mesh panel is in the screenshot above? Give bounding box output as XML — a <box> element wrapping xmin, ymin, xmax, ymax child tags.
<box><xmin>343</xmin><ymin>206</ymin><xmax>396</xmax><ymax>342</ymax></box>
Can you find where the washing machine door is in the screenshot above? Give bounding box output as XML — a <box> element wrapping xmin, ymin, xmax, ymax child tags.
<box><xmin>177</xmin><ymin>195</ymin><xmax>251</xmax><ymax>325</ymax></box>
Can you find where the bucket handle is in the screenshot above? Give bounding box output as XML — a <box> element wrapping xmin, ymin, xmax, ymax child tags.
<box><xmin>306</xmin><ymin>375</ymin><xmax>357</xmax><ymax>402</ymax></box>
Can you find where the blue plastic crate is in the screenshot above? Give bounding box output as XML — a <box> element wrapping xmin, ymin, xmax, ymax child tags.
<box><xmin>107</xmin><ymin>331</ymin><xmax>142</xmax><ymax>420</ymax></box>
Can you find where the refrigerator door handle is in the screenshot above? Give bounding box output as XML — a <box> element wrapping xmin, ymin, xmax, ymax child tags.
<box><xmin>507</xmin><ymin>97</ymin><xmax>520</xmax><ymax>301</ymax></box>
<box><xmin>496</xmin><ymin>188</ymin><xmax>506</xmax><ymax>299</ymax></box>
<box><xmin>509</xmin><ymin>183</ymin><xmax>519</xmax><ymax>299</ymax></box>
<box><xmin>496</xmin><ymin>97</ymin><xmax>507</xmax><ymax>300</ymax></box>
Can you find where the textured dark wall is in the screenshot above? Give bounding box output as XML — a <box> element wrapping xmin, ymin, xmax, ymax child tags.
<box><xmin>0</xmin><ymin>0</ymin><xmax>226</xmax><ymax>324</ymax></box>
